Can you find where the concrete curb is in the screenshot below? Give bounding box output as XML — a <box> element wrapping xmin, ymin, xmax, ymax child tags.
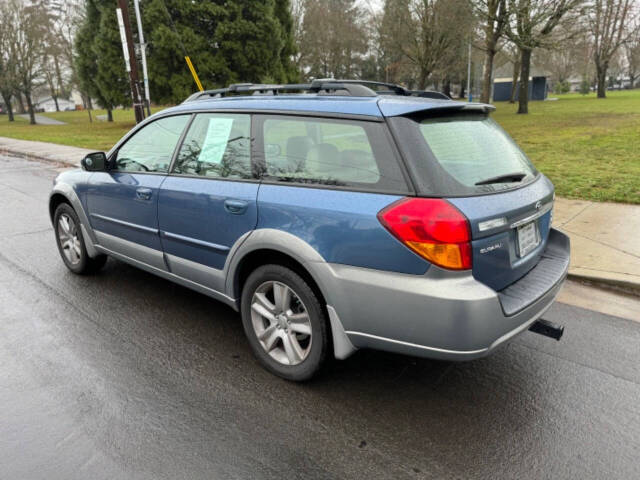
<box><xmin>0</xmin><ymin>147</ymin><xmax>79</xmax><ymax>168</ymax></box>
<box><xmin>567</xmin><ymin>273</ymin><xmax>640</xmax><ymax>297</ymax></box>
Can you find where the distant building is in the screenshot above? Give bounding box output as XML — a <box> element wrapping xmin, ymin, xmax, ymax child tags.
<box><xmin>493</xmin><ymin>77</ymin><xmax>548</xmax><ymax>102</ymax></box>
<box><xmin>35</xmin><ymin>96</ymin><xmax>76</xmax><ymax>113</ymax></box>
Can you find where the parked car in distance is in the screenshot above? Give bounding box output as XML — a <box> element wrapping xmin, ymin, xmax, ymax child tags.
<box><xmin>49</xmin><ymin>80</ymin><xmax>570</xmax><ymax>381</ymax></box>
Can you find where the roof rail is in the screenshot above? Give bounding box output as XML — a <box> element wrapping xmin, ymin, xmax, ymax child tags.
<box><xmin>182</xmin><ymin>79</ymin><xmax>453</xmax><ymax>103</ymax></box>
<box><xmin>408</xmin><ymin>90</ymin><xmax>451</xmax><ymax>100</ymax></box>
<box><xmin>310</xmin><ymin>79</ymin><xmax>409</xmax><ymax>96</ymax></box>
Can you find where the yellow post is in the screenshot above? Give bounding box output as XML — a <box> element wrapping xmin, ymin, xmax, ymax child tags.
<box><xmin>185</xmin><ymin>56</ymin><xmax>204</xmax><ymax>92</ymax></box>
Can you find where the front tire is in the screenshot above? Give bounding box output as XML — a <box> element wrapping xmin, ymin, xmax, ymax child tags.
<box><xmin>54</xmin><ymin>203</ymin><xmax>107</xmax><ymax>274</ymax></box>
<box><xmin>241</xmin><ymin>264</ymin><xmax>329</xmax><ymax>381</ymax></box>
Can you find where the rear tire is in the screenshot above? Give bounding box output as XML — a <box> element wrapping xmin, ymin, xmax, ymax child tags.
<box><xmin>54</xmin><ymin>203</ymin><xmax>107</xmax><ymax>275</ymax></box>
<box><xmin>241</xmin><ymin>264</ymin><xmax>329</xmax><ymax>381</ymax></box>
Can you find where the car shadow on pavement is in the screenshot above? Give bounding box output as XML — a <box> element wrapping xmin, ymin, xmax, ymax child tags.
<box><xmin>94</xmin><ymin>257</ymin><xmax>546</xmax><ymax>426</ymax></box>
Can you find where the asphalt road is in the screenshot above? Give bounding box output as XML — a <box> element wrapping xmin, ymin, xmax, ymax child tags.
<box><xmin>1</xmin><ymin>154</ymin><xmax>639</xmax><ymax>480</ymax></box>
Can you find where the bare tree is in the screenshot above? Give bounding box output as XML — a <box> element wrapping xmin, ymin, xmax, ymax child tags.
<box><xmin>49</xmin><ymin>0</ymin><xmax>83</xmax><ymax>98</ymax></box>
<box><xmin>538</xmin><ymin>25</ymin><xmax>590</xmax><ymax>87</ymax></box>
<box><xmin>9</xmin><ymin>0</ymin><xmax>49</xmax><ymax>124</ymax></box>
<box><xmin>380</xmin><ymin>0</ymin><xmax>473</xmax><ymax>90</ymax></box>
<box><xmin>589</xmin><ymin>0</ymin><xmax>639</xmax><ymax>98</ymax></box>
<box><xmin>42</xmin><ymin>11</ymin><xmax>65</xmax><ymax>112</ymax></box>
<box><xmin>506</xmin><ymin>0</ymin><xmax>585</xmax><ymax>113</ymax></box>
<box><xmin>625</xmin><ymin>34</ymin><xmax>640</xmax><ymax>87</ymax></box>
<box><xmin>379</xmin><ymin>0</ymin><xmax>418</xmax><ymax>86</ymax></box>
<box><xmin>42</xmin><ymin>53</ymin><xmax>62</xmax><ymax>111</ymax></box>
<box><xmin>474</xmin><ymin>0</ymin><xmax>509</xmax><ymax>103</ymax></box>
<box><xmin>495</xmin><ymin>41</ymin><xmax>522</xmax><ymax>102</ymax></box>
<box><xmin>297</xmin><ymin>0</ymin><xmax>369</xmax><ymax>79</ymax></box>
<box><xmin>0</xmin><ymin>0</ymin><xmax>17</xmax><ymax>121</ymax></box>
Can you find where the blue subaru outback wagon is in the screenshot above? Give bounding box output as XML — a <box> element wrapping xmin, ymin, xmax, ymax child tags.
<box><xmin>50</xmin><ymin>80</ymin><xmax>570</xmax><ymax>380</ymax></box>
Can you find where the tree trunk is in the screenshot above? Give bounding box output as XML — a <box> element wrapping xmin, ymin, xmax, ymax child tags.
<box><xmin>24</xmin><ymin>92</ymin><xmax>36</xmax><ymax>125</ymax></box>
<box><xmin>53</xmin><ymin>96</ymin><xmax>60</xmax><ymax>112</ymax></box>
<box><xmin>1</xmin><ymin>93</ymin><xmax>14</xmax><ymax>121</ymax></box>
<box><xmin>460</xmin><ymin>77</ymin><xmax>466</xmax><ymax>99</ymax></box>
<box><xmin>54</xmin><ymin>57</ymin><xmax>65</xmax><ymax>98</ymax></box>
<box><xmin>107</xmin><ymin>108</ymin><xmax>113</xmax><ymax>122</ymax></box>
<box><xmin>442</xmin><ymin>79</ymin><xmax>451</xmax><ymax>99</ymax></box>
<box><xmin>517</xmin><ymin>48</ymin><xmax>531</xmax><ymax>114</ymax></box>
<box><xmin>481</xmin><ymin>49</ymin><xmax>496</xmax><ymax>104</ymax></box>
<box><xmin>82</xmin><ymin>93</ymin><xmax>93</xmax><ymax>123</ymax></box>
<box><xmin>418</xmin><ymin>67</ymin><xmax>429</xmax><ymax>90</ymax></box>
<box><xmin>596</xmin><ymin>63</ymin><xmax>607</xmax><ymax>98</ymax></box>
<box><xmin>509</xmin><ymin>58</ymin><xmax>520</xmax><ymax>103</ymax></box>
<box><xmin>16</xmin><ymin>93</ymin><xmax>26</xmax><ymax>114</ymax></box>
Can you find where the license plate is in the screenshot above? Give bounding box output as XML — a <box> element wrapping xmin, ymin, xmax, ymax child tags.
<box><xmin>517</xmin><ymin>221</ymin><xmax>540</xmax><ymax>257</ymax></box>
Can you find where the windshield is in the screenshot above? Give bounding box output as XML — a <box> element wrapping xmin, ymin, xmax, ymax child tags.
<box><xmin>393</xmin><ymin>113</ymin><xmax>538</xmax><ymax>196</ymax></box>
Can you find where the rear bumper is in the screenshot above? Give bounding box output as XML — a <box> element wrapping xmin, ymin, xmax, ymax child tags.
<box><xmin>318</xmin><ymin>228</ymin><xmax>570</xmax><ymax>361</ymax></box>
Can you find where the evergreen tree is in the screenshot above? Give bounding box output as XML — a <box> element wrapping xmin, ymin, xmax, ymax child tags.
<box><xmin>75</xmin><ymin>0</ymin><xmax>301</xmax><ymax>107</ymax></box>
<box><xmin>215</xmin><ymin>0</ymin><xmax>284</xmax><ymax>85</ymax></box>
<box><xmin>273</xmin><ymin>0</ymin><xmax>299</xmax><ymax>83</ymax></box>
<box><xmin>75</xmin><ymin>0</ymin><xmax>129</xmax><ymax>121</ymax></box>
<box><xmin>142</xmin><ymin>0</ymin><xmax>230</xmax><ymax>104</ymax></box>
<box><xmin>142</xmin><ymin>0</ymin><xmax>298</xmax><ymax>104</ymax></box>
<box><xmin>93</xmin><ymin>0</ymin><xmax>130</xmax><ymax>119</ymax></box>
<box><xmin>75</xmin><ymin>1</ymin><xmax>104</xmax><ymax>109</ymax></box>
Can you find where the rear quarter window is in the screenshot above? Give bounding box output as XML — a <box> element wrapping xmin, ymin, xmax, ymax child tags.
<box><xmin>256</xmin><ymin>115</ymin><xmax>410</xmax><ymax>194</ymax></box>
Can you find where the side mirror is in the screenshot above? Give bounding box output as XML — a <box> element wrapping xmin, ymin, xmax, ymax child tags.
<box><xmin>81</xmin><ymin>152</ymin><xmax>108</xmax><ymax>171</ymax></box>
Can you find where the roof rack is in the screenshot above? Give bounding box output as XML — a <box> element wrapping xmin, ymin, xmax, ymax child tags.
<box><xmin>182</xmin><ymin>79</ymin><xmax>452</xmax><ymax>103</ymax></box>
<box><xmin>407</xmin><ymin>90</ymin><xmax>451</xmax><ymax>100</ymax></box>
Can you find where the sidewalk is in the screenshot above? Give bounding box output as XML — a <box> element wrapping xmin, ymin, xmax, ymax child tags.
<box><xmin>553</xmin><ymin>198</ymin><xmax>640</xmax><ymax>293</ymax></box>
<box><xmin>2</xmin><ymin>135</ymin><xmax>640</xmax><ymax>294</ymax></box>
<box><xmin>0</xmin><ymin>136</ymin><xmax>93</xmax><ymax>166</ymax></box>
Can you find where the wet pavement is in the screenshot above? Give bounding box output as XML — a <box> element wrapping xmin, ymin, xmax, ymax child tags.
<box><xmin>1</xmin><ymin>154</ymin><xmax>640</xmax><ymax>479</ymax></box>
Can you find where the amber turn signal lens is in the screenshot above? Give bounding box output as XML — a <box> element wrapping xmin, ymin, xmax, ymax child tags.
<box><xmin>406</xmin><ymin>241</ymin><xmax>472</xmax><ymax>270</ymax></box>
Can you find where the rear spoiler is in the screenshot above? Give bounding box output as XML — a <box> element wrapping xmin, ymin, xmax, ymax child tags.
<box><xmin>377</xmin><ymin>99</ymin><xmax>495</xmax><ymax>117</ymax></box>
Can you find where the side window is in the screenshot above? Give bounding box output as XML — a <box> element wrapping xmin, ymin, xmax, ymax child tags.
<box><xmin>115</xmin><ymin>115</ymin><xmax>189</xmax><ymax>173</ymax></box>
<box><xmin>261</xmin><ymin>116</ymin><xmax>408</xmax><ymax>192</ymax></box>
<box><xmin>173</xmin><ymin>113</ymin><xmax>252</xmax><ymax>179</ymax></box>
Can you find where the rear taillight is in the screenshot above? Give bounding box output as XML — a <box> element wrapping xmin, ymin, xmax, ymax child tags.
<box><xmin>377</xmin><ymin>198</ymin><xmax>472</xmax><ymax>270</ymax></box>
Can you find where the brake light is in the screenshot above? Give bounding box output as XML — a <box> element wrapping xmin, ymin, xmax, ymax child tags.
<box><xmin>377</xmin><ymin>198</ymin><xmax>472</xmax><ymax>270</ymax></box>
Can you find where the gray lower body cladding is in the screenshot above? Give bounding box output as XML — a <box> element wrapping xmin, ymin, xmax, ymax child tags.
<box><xmin>317</xmin><ymin>228</ymin><xmax>570</xmax><ymax>361</ymax></box>
<box><xmin>56</xmin><ymin>181</ymin><xmax>570</xmax><ymax>362</ymax></box>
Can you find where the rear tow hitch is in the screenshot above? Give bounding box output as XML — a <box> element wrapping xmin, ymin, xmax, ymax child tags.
<box><xmin>529</xmin><ymin>319</ymin><xmax>564</xmax><ymax>341</ymax></box>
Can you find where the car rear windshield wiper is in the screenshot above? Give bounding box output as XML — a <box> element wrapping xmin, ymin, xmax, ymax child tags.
<box><xmin>475</xmin><ymin>172</ymin><xmax>527</xmax><ymax>186</ymax></box>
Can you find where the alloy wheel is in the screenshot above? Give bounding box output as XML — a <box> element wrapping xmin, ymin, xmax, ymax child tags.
<box><xmin>57</xmin><ymin>213</ymin><xmax>82</xmax><ymax>265</ymax></box>
<box><xmin>250</xmin><ymin>281</ymin><xmax>312</xmax><ymax>366</ymax></box>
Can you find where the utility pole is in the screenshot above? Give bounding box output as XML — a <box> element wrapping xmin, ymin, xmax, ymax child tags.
<box><xmin>133</xmin><ymin>0</ymin><xmax>151</xmax><ymax>116</ymax></box>
<box><xmin>467</xmin><ymin>42</ymin><xmax>473</xmax><ymax>102</ymax></box>
<box><xmin>116</xmin><ymin>0</ymin><xmax>144</xmax><ymax>123</ymax></box>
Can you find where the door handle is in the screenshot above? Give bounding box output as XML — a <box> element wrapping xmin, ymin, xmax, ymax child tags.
<box><xmin>135</xmin><ymin>187</ymin><xmax>152</xmax><ymax>201</ymax></box>
<box><xmin>224</xmin><ymin>199</ymin><xmax>249</xmax><ymax>215</ymax></box>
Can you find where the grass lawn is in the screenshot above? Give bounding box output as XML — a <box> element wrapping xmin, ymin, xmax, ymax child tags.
<box><xmin>1</xmin><ymin>90</ymin><xmax>639</xmax><ymax>203</ymax></box>
<box><xmin>493</xmin><ymin>90</ymin><xmax>640</xmax><ymax>204</ymax></box>
<box><xmin>0</xmin><ymin>108</ymin><xmax>166</xmax><ymax>152</ymax></box>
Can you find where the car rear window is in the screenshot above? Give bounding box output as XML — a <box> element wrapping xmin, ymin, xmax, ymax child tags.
<box><xmin>389</xmin><ymin>113</ymin><xmax>539</xmax><ymax>196</ymax></box>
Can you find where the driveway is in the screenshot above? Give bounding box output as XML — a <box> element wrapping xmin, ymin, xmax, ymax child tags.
<box><xmin>1</xmin><ymin>154</ymin><xmax>639</xmax><ymax>479</ymax></box>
